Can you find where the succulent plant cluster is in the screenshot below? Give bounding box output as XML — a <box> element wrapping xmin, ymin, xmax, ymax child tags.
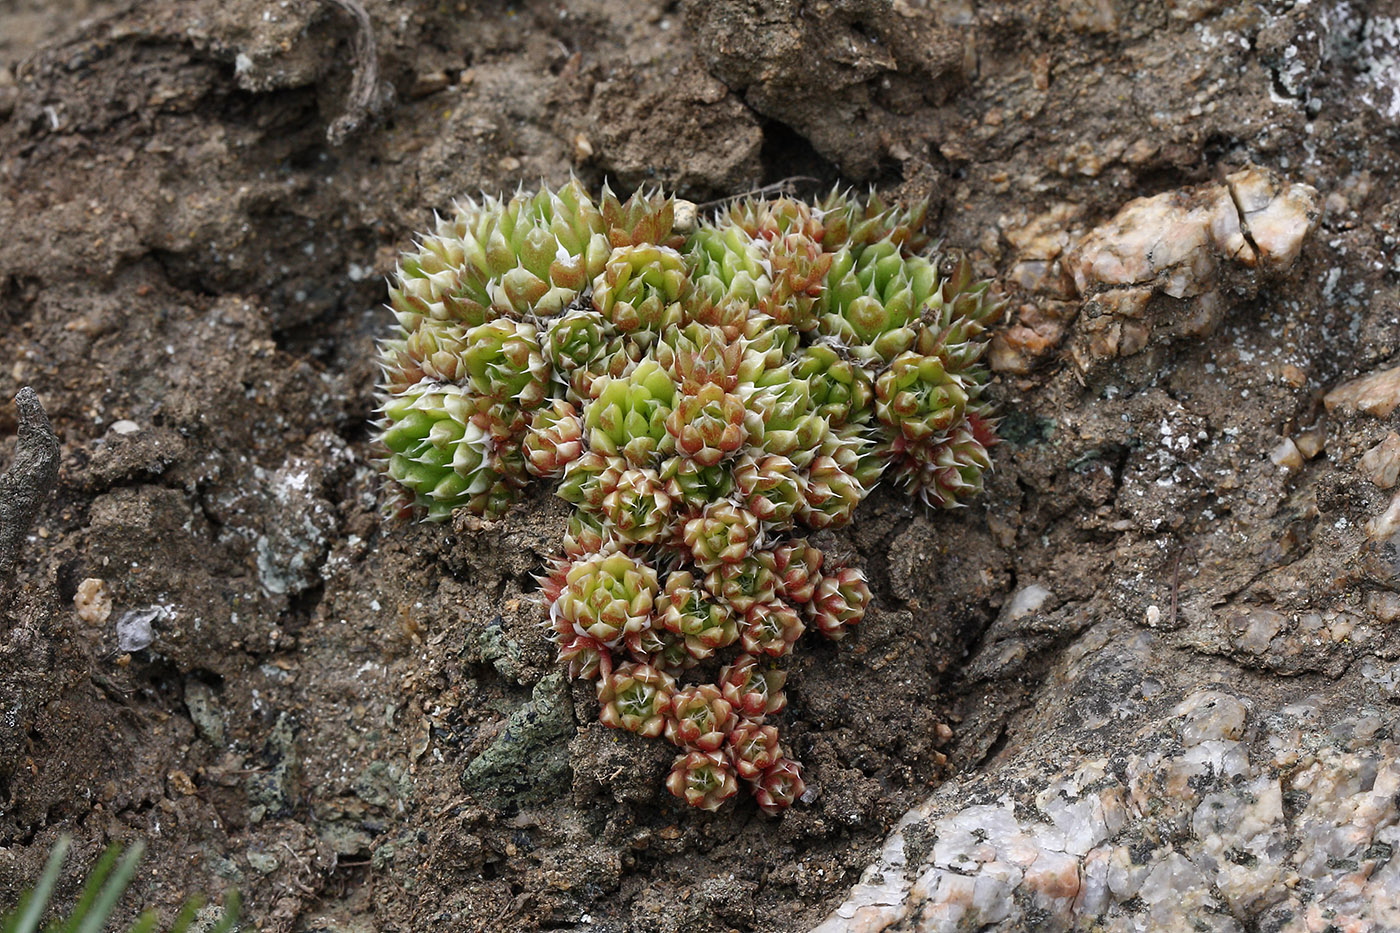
<box><xmin>375</xmin><ymin>181</ymin><xmax>1003</xmax><ymax>812</ymax></box>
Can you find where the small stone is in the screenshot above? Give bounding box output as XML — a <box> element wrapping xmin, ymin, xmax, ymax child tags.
<box><xmin>1324</xmin><ymin>366</ymin><xmax>1400</xmax><ymax>418</ymax></box>
<box><xmin>573</xmin><ymin>132</ymin><xmax>594</xmax><ymax>162</ymax></box>
<box><xmin>1368</xmin><ymin>591</ymin><xmax>1400</xmax><ymax>623</ymax></box>
<box><xmin>673</xmin><ymin>199</ymin><xmax>697</xmax><ymax>234</ymax></box>
<box><xmin>1173</xmin><ymin>689</ymin><xmax>1248</xmax><ymax>744</ymax></box>
<box><xmin>409</xmin><ymin>71</ymin><xmax>450</xmax><ymax>97</ymax></box>
<box><xmin>1064</xmin><ymin>169</ymin><xmax>1317</xmax><ymax>380</ymax></box>
<box><xmin>74</xmin><ymin>578</ymin><xmax>112</xmax><ymax>625</ymax></box>
<box><xmin>168</xmin><ymin>770</ymin><xmax>197</xmax><ymax>795</ymax></box>
<box><xmin>1292</xmin><ymin>426</ymin><xmax>1325</xmax><ymax>460</ymax></box>
<box><xmin>1269</xmin><ymin>438</ymin><xmax>1304</xmax><ymax>471</ymax></box>
<box><xmin>1360</xmin><ymin>432</ymin><xmax>1400</xmax><ymax>488</ymax></box>
<box><xmin>1279</xmin><ymin>363</ymin><xmax>1309</xmax><ymax>388</ymax></box>
<box><xmin>1227</xmin><ymin>168</ymin><xmax>1319</xmax><ymax>269</ymax></box>
<box><xmin>1004</xmin><ymin>583</ymin><xmax>1054</xmax><ymax>622</ymax></box>
<box><xmin>1233</xmin><ymin>608</ymin><xmax>1284</xmax><ymax>654</ymax></box>
<box><xmin>115</xmin><ymin>607</ymin><xmax>161</xmax><ymax>652</ymax></box>
<box><xmin>989</xmin><ymin>301</ymin><xmax>1074</xmax><ymax>374</ymax></box>
<box><xmin>184</xmin><ymin>679</ymin><xmax>228</xmax><ymax>746</ymax></box>
<box><xmin>1366</xmin><ymin>489</ymin><xmax>1400</xmax><ymax>542</ymax></box>
<box><xmin>246</xmin><ymin>850</ymin><xmax>279</xmax><ymax>875</ymax></box>
<box><xmin>461</xmin><ymin>672</ymin><xmax>574</xmax><ymax>809</ymax></box>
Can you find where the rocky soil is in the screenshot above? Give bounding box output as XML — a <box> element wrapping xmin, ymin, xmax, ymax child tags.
<box><xmin>3</xmin><ymin>0</ymin><xmax>1400</xmax><ymax>931</ymax></box>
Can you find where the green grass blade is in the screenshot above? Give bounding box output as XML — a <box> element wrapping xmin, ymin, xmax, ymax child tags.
<box><xmin>206</xmin><ymin>892</ymin><xmax>240</xmax><ymax>933</ymax></box>
<box><xmin>73</xmin><ymin>841</ymin><xmax>144</xmax><ymax>933</ymax></box>
<box><xmin>53</xmin><ymin>844</ymin><xmax>119</xmax><ymax>933</ymax></box>
<box><xmin>6</xmin><ymin>836</ymin><xmax>70</xmax><ymax>933</ymax></box>
<box><xmin>124</xmin><ymin>911</ymin><xmax>157</xmax><ymax>933</ymax></box>
<box><xmin>163</xmin><ymin>898</ymin><xmax>202</xmax><ymax>933</ymax></box>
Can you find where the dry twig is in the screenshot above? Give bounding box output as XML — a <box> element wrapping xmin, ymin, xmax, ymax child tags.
<box><xmin>321</xmin><ymin>0</ymin><xmax>382</xmax><ymax>146</ymax></box>
<box><xmin>0</xmin><ymin>387</ymin><xmax>59</xmax><ymax>594</ymax></box>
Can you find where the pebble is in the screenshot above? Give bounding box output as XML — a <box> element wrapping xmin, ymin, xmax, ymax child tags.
<box><xmin>74</xmin><ymin>577</ymin><xmax>112</xmax><ymax>625</ymax></box>
<box><xmin>1069</xmin><ymin>168</ymin><xmax>1317</xmax><ymax>298</ymax></box>
<box><xmin>1003</xmin><ymin>584</ymin><xmax>1054</xmax><ymax>622</ymax></box>
<box><xmin>1324</xmin><ymin>365</ymin><xmax>1400</xmax><ymax>418</ymax></box>
<box><xmin>1269</xmin><ymin>437</ymin><xmax>1304</xmax><ymax>471</ymax></box>
<box><xmin>115</xmin><ymin>606</ymin><xmax>160</xmax><ymax>652</ymax></box>
<box><xmin>1360</xmin><ymin>432</ymin><xmax>1400</xmax><ymax>488</ymax></box>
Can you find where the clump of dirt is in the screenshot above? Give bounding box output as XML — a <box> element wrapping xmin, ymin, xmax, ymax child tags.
<box><xmin>2</xmin><ymin>0</ymin><xmax>1397</xmax><ymax>931</ymax></box>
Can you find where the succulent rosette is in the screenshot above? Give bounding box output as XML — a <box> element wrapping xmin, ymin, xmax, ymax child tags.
<box><xmin>523</xmin><ymin>399</ymin><xmax>584</xmax><ymax>478</ymax></box>
<box><xmin>601</xmin><ymin>185</ymin><xmax>683</xmax><ymax>250</ymax></box>
<box><xmin>762</xmin><ymin>232</ymin><xmax>832</xmax><ymax>332</ymax></box>
<box><xmin>556</xmin><ymin>451</ymin><xmax>625</xmax><ymax>512</ymax></box>
<box><xmin>554</xmin><ymin>551</ymin><xmax>659</xmax><ymax>647</ymax></box>
<box><xmin>593</xmin><ymin>244</ymin><xmax>690</xmax><ymax>334</ymax></box>
<box><xmin>791</xmin><ymin>345</ymin><xmax>874</xmax><ymax>428</ymax></box>
<box><xmin>683</xmin><ymin>501</ymin><xmax>760</xmax><ymax>569</ymax></box>
<box><xmin>666</xmin><ymin>751</ymin><xmax>739</xmax><ymax>812</ymax></box>
<box><xmin>665</xmin><ymin>383</ymin><xmax>749</xmax><ymax>466</ymax></box>
<box><xmin>659</xmin><ymin>323</ymin><xmax>744</xmax><ymax>392</ymax></box>
<box><xmin>874</xmin><ymin>351</ymin><xmax>969</xmax><ymax>443</ymax></box>
<box><xmin>597</xmin><ymin>662</ymin><xmax>675</xmax><ymax>737</ymax></box>
<box><xmin>665</xmin><ymin>684</ymin><xmax>738</xmax><ymax>751</ymax></box>
<box><xmin>379</xmin><ymin>318</ymin><xmax>472</xmax><ymax>394</ymax></box>
<box><xmin>888</xmin><ymin>413</ymin><xmax>997</xmax><ymax>509</ymax></box>
<box><xmin>376</xmin><ymin>182</ymin><xmax>1003</xmax><ymax>811</ymax></box>
<box><xmin>726</xmin><ymin>195</ymin><xmax>824</xmax><ymax>242</ymax></box>
<box><xmin>817</xmin><ymin>240</ymin><xmax>941</xmax><ymax>363</ymax></box>
<box><xmin>544</xmin><ymin>308</ymin><xmax>612</xmax><ymax>401</ymax></box>
<box><xmin>687</xmin><ymin>224</ymin><xmax>771</xmax><ymax>312</ymax></box>
<box><xmin>798</xmin><ymin>428</ymin><xmax>880</xmax><ymax>529</ymax></box>
<box><xmin>742</xmin><ymin>375</ymin><xmax>827</xmax><ymax>465</ymax></box>
<box><xmin>741</xmin><ymin>599</ymin><xmax>806</xmax><ymax>657</ymax></box>
<box><xmin>817</xmin><ymin>188</ymin><xmax>931</xmax><ymax>256</ymax></box>
<box><xmin>751</xmin><ymin>757</ymin><xmax>806</xmax><ymax>815</ymax></box>
<box><xmin>659</xmin><ymin>456</ymin><xmax>736</xmax><ymax>511</ymax></box>
<box><xmin>809</xmin><ymin>565</ymin><xmax>872</xmax><ymax>640</ymax></box>
<box><xmin>656</xmin><ymin>570</ymin><xmax>739</xmax><ymax>660</ymax></box>
<box><xmin>626</xmin><ymin>625</ymin><xmax>696</xmax><ymax>673</ymax></box>
<box><xmin>726</xmin><ymin>721</ymin><xmax>784</xmax><ymax>780</ymax></box>
<box><xmin>390</xmin><ymin>181</ymin><xmax>610</xmax><ymax>329</ymax></box>
<box><xmin>377</xmin><ymin>384</ymin><xmax>525</xmax><ymax>521</ymax></box>
<box><xmin>759</xmin><ymin>539</ymin><xmax>824</xmax><ymax>604</ymax></box>
<box><xmin>733</xmin><ymin>452</ymin><xmax>804</xmax><ymax>524</ymax></box>
<box><xmin>718</xmin><ymin>654</ymin><xmax>787</xmax><ymax>719</ymax></box>
<box><xmin>584</xmin><ymin>358</ymin><xmax>676</xmax><ymax>464</ymax></box>
<box><xmin>600</xmin><ymin>467</ymin><xmax>674</xmax><ymax>546</ymax></box>
<box><xmin>704</xmin><ymin>556</ymin><xmax>778</xmax><ymax>615</ymax></box>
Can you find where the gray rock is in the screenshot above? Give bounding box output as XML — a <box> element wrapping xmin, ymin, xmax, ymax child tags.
<box><xmin>246</xmin><ymin>711</ymin><xmax>298</xmax><ymax>820</ymax></box>
<box><xmin>812</xmin><ymin>632</ymin><xmax>1400</xmax><ymax>932</ymax></box>
<box><xmin>184</xmin><ymin>679</ymin><xmax>227</xmax><ymax>747</ymax></box>
<box><xmin>460</xmin><ymin>672</ymin><xmax>574</xmax><ymax>810</ymax></box>
<box><xmin>114</xmin><ymin>607</ymin><xmax>161</xmax><ymax>652</ymax></box>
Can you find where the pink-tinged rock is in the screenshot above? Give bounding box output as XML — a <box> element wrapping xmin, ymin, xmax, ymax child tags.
<box><xmin>1068</xmin><ymin>188</ymin><xmax>1223</xmax><ymax>298</ymax></box>
<box><xmin>1024</xmin><ymin>849</ymin><xmax>1082</xmax><ymax>902</ymax></box>
<box><xmin>1360</xmin><ymin>432</ymin><xmax>1400</xmax><ymax>488</ymax></box>
<box><xmin>1326</xmin><ymin>366</ymin><xmax>1400</xmax><ymax>418</ymax></box>
<box><xmin>1228</xmin><ymin>168</ymin><xmax>1320</xmax><ymax>269</ymax></box>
